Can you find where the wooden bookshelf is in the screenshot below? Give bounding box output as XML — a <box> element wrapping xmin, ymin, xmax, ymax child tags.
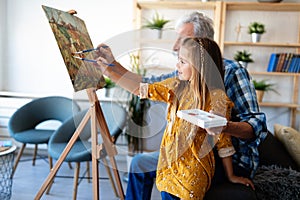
<box><xmin>134</xmin><ymin>1</ymin><xmax>300</xmax><ymax>129</ymax></box>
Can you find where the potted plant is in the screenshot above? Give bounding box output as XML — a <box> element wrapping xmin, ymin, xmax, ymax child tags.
<box><xmin>143</xmin><ymin>11</ymin><xmax>170</xmax><ymax>39</ymax></box>
<box><xmin>123</xmin><ymin>52</ymin><xmax>150</xmax><ymax>182</ymax></box>
<box><xmin>234</xmin><ymin>50</ymin><xmax>254</xmax><ymax>68</ymax></box>
<box><xmin>104</xmin><ymin>76</ymin><xmax>116</xmax><ymax>97</ymax></box>
<box><xmin>126</xmin><ymin>52</ymin><xmax>149</xmax><ymax>153</ymax></box>
<box><xmin>248</xmin><ymin>22</ymin><xmax>266</xmax><ymax>43</ymax></box>
<box><xmin>252</xmin><ymin>79</ymin><xmax>279</xmax><ymax>102</ymax></box>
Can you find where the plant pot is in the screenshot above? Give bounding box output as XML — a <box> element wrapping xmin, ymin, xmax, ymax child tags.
<box><xmin>238</xmin><ymin>61</ymin><xmax>248</xmax><ymax>68</ymax></box>
<box><xmin>255</xmin><ymin>90</ymin><xmax>264</xmax><ymax>102</ymax></box>
<box><xmin>156</xmin><ymin>29</ymin><xmax>163</xmax><ymax>39</ymax></box>
<box><xmin>251</xmin><ymin>33</ymin><xmax>262</xmax><ymax>43</ymax></box>
<box><xmin>105</xmin><ymin>88</ymin><xmax>114</xmax><ymax>97</ymax></box>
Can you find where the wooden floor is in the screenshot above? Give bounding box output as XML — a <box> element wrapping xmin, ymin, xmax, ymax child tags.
<box><xmin>10</xmin><ymin>153</ymin><xmax>161</xmax><ymax>200</ymax></box>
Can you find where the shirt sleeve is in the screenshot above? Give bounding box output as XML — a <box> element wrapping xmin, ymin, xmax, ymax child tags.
<box><xmin>142</xmin><ymin>71</ymin><xmax>178</xmax><ymax>83</ymax></box>
<box><xmin>217</xmin><ymin>138</ymin><xmax>236</xmax><ymax>158</ymax></box>
<box><xmin>224</xmin><ymin>59</ymin><xmax>267</xmax><ymax>137</ymax></box>
<box><xmin>139</xmin><ymin>78</ymin><xmax>177</xmax><ymax>103</ymax></box>
<box><xmin>208</xmin><ymin>89</ymin><xmax>236</xmax><ymax>158</ymax></box>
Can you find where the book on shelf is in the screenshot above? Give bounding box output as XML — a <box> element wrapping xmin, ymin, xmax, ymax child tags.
<box><xmin>288</xmin><ymin>54</ymin><xmax>298</xmax><ymax>73</ymax></box>
<box><xmin>295</xmin><ymin>55</ymin><xmax>300</xmax><ymax>73</ymax></box>
<box><xmin>267</xmin><ymin>53</ymin><xmax>300</xmax><ymax>73</ymax></box>
<box><xmin>267</xmin><ymin>53</ymin><xmax>279</xmax><ymax>72</ymax></box>
<box><xmin>282</xmin><ymin>53</ymin><xmax>292</xmax><ymax>72</ymax></box>
<box><xmin>177</xmin><ymin>109</ymin><xmax>227</xmax><ymax>129</ymax></box>
<box><xmin>276</xmin><ymin>53</ymin><xmax>286</xmax><ymax>72</ymax></box>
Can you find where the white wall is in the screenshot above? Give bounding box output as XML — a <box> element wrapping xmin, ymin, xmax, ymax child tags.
<box><xmin>0</xmin><ymin>0</ymin><xmax>6</xmax><ymax>90</ymax></box>
<box><xmin>1</xmin><ymin>0</ymin><xmax>134</xmax><ymax>96</ymax></box>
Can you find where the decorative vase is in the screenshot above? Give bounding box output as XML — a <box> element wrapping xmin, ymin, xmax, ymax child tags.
<box><xmin>255</xmin><ymin>90</ymin><xmax>264</xmax><ymax>102</ymax></box>
<box><xmin>251</xmin><ymin>33</ymin><xmax>262</xmax><ymax>43</ymax></box>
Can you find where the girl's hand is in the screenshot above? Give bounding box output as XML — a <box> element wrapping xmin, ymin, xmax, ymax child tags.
<box><xmin>228</xmin><ymin>175</ymin><xmax>255</xmax><ymax>190</ymax></box>
<box><xmin>205</xmin><ymin>126</ymin><xmax>224</xmax><ymax>135</ymax></box>
<box><xmin>95</xmin><ymin>44</ymin><xmax>115</xmax><ymax>67</ymax></box>
<box><xmin>205</xmin><ymin>110</ymin><xmax>226</xmax><ymax>135</ymax></box>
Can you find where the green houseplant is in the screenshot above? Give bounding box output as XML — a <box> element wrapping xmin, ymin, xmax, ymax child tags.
<box><xmin>143</xmin><ymin>12</ymin><xmax>170</xmax><ymax>39</ymax></box>
<box><xmin>123</xmin><ymin>52</ymin><xmax>151</xmax><ymax>182</ymax></box>
<box><xmin>104</xmin><ymin>76</ymin><xmax>116</xmax><ymax>97</ymax></box>
<box><xmin>252</xmin><ymin>79</ymin><xmax>279</xmax><ymax>102</ymax></box>
<box><xmin>104</xmin><ymin>76</ymin><xmax>116</xmax><ymax>89</ymax></box>
<box><xmin>248</xmin><ymin>22</ymin><xmax>266</xmax><ymax>43</ymax></box>
<box><xmin>234</xmin><ymin>50</ymin><xmax>253</xmax><ymax>68</ymax></box>
<box><xmin>126</xmin><ymin>52</ymin><xmax>150</xmax><ymax>154</ymax></box>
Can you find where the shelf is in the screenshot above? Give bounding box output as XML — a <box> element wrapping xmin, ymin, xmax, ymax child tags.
<box><xmin>225</xmin><ymin>2</ymin><xmax>300</xmax><ymax>12</ymax></box>
<box><xmin>250</xmin><ymin>72</ymin><xmax>300</xmax><ymax>76</ymax></box>
<box><xmin>135</xmin><ymin>1</ymin><xmax>300</xmax><ymax>129</ymax></box>
<box><xmin>137</xmin><ymin>1</ymin><xmax>217</xmax><ymax>10</ymax></box>
<box><xmin>137</xmin><ymin>1</ymin><xmax>300</xmax><ymax>11</ymax></box>
<box><xmin>259</xmin><ymin>102</ymin><xmax>300</xmax><ymax>108</ymax></box>
<box><xmin>224</xmin><ymin>42</ymin><xmax>300</xmax><ymax>48</ymax></box>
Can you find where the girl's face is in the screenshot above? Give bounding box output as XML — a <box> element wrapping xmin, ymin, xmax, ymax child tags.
<box><xmin>176</xmin><ymin>47</ymin><xmax>192</xmax><ymax>81</ymax></box>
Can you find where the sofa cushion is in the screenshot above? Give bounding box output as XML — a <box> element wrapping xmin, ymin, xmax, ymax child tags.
<box><xmin>253</xmin><ymin>165</ymin><xmax>300</xmax><ymax>200</ymax></box>
<box><xmin>204</xmin><ymin>182</ymin><xmax>257</xmax><ymax>200</ymax></box>
<box><xmin>274</xmin><ymin>124</ymin><xmax>300</xmax><ymax>169</ymax></box>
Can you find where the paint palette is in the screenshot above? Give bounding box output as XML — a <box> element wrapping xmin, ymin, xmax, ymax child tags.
<box><xmin>177</xmin><ymin>109</ymin><xmax>227</xmax><ymax>128</ymax></box>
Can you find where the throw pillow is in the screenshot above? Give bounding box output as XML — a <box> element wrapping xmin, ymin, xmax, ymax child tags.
<box><xmin>274</xmin><ymin>124</ymin><xmax>300</xmax><ymax>168</ymax></box>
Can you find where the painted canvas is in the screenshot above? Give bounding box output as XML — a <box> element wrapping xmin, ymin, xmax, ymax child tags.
<box><xmin>42</xmin><ymin>5</ymin><xmax>105</xmax><ymax>92</ymax></box>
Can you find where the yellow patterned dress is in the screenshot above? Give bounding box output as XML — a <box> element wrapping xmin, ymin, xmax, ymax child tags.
<box><xmin>140</xmin><ymin>77</ymin><xmax>235</xmax><ymax>199</ymax></box>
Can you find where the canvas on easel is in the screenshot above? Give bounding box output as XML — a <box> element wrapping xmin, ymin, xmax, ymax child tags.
<box><xmin>42</xmin><ymin>5</ymin><xmax>105</xmax><ymax>92</ymax></box>
<box><xmin>36</xmin><ymin>5</ymin><xmax>124</xmax><ymax>200</ymax></box>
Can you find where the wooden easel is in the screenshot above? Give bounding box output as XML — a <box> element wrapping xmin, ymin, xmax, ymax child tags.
<box><xmin>35</xmin><ymin>88</ymin><xmax>125</xmax><ymax>200</ymax></box>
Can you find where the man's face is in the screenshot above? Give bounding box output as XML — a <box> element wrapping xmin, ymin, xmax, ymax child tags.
<box><xmin>173</xmin><ymin>23</ymin><xmax>195</xmax><ymax>52</ymax></box>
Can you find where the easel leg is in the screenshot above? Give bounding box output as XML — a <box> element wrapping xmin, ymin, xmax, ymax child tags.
<box><xmin>35</xmin><ymin>88</ymin><xmax>124</xmax><ymax>199</ymax></box>
<box><xmin>91</xmin><ymin>102</ymin><xmax>99</xmax><ymax>199</ymax></box>
<box><xmin>95</xmin><ymin>103</ymin><xmax>125</xmax><ymax>199</ymax></box>
<box><xmin>34</xmin><ymin>109</ymin><xmax>92</xmax><ymax>200</ymax></box>
<box><xmin>101</xmin><ymin>157</ymin><xmax>118</xmax><ymax>197</ymax></box>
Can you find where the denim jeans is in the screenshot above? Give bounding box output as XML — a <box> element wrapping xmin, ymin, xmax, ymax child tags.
<box><xmin>125</xmin><ymin>149</ymin><xmax>251</xmax><ymax>200</ymax></box>
<box><xmin>125</xmin><ymin>152</ymin><xmax>159</xmax><ymax>200</ymax></box>
<box><xmin>161</xmin><ymin>191</ymin><xmax>180</xmax><ymax>200</ymax></box>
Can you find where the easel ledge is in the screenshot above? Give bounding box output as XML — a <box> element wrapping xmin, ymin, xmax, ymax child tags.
<box><xmin>35</xmin><ymin>88</ymin><xmax>124</xmax><ymax>200</ymax></box>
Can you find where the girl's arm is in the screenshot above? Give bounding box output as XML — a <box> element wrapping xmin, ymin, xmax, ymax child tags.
<box><xmin>95</xmin><ymin>44</ymin><xmax>142</xmax><ymax>96</ymax></box>
<box><xmin>222</xmin><ymin>156</ymin><xmax>255</xmax><ymax>190</ymax></box>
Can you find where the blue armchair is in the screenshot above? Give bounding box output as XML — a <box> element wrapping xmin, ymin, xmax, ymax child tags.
<box><xmin>47</xmin><ymin>101</ymin><xmax>127</xmax><ymax>199</ymax></box>
<box><xmin>8</xmin><ymin>96</ymin><xmax>80</xmax><ymax>177</ymax></box>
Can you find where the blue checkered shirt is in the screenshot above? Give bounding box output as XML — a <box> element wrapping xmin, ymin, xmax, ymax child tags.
<box><xmin>142</xmin><ymin>58</ymin><xmax>267</xmax><ymax>178</ymax></box>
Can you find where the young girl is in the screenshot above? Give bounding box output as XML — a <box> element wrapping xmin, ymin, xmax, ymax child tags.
<box><xmin>95</xmin><ymin>37</ymin><xmax>254</xmax><ymax>199</ymax></box>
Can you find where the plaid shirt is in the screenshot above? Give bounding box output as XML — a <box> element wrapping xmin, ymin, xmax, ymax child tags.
<box><xmin>223</xmin><ymin>59</ymin><xmax>267</xmax><ymax>178</ymax></box>
<box><xmin>142</xmin><ymin>59</ymin><xmax>267</xmax><ymax>178</ymax></box>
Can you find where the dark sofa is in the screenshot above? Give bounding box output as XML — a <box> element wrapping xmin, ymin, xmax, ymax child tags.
<box><xmin>204</xmin><ymin>131</ymin><xmax>299</xmax><ymax>200</ymax></box>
